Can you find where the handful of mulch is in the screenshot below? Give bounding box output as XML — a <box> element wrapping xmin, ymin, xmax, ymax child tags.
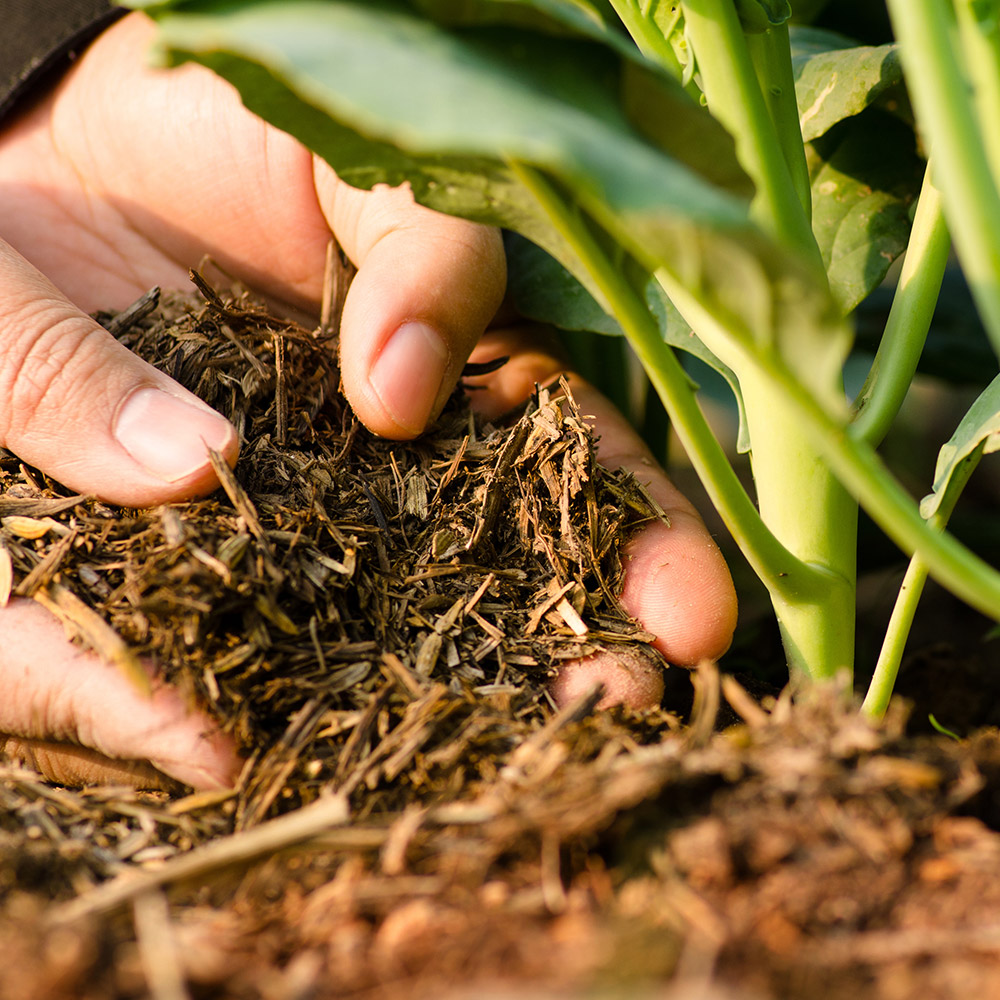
<box><xmin>0</xmin><ymin>272</ymin><xmax>666</xmax><ymax>824</ymax></box>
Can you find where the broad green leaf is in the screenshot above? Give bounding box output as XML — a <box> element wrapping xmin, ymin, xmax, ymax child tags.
<box><xmin>920</xmin><ymin>373</ymin><xmax>1000</xmax><ymax>519</ymax></box>
<box><xmin>622</xmin><ymin>62</ymin><xmax>753</xmax><ymax>199</ymax></box>
<box><xmin>791</xmin><ymin>27</ymin><xmax>903</xmax><ymax>142</ymax></box>
<box><xmin>149</xmin><ymin>2</ymin><xmax>748</xmax><ymax>227</ymax></box>
<box><xmin>408</xmin><ymin>0</ymin><xmax>618</xmax><ymax>39</ymax></box>
<box><xmin>807</xmin><ymin>112</ymin><xmax>923</xmax><ymax>313</ymax></box>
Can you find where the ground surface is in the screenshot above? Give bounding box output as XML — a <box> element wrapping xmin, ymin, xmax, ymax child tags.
<box><xmin>2</xmin><ymin>281</ymin><xmax>1000</xmax><ymax>999</ymax></box>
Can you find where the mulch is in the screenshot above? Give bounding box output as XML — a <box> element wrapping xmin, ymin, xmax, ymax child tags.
<box><xmin>2</xmin><ymin>272</ymin><xmax>1000</xmax><ymax>999</ymax></box>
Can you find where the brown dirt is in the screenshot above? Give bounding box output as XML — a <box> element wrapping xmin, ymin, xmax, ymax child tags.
<box><xmin>2</xmin><ymin>278</ymin><xmax>1000</xmax><ymax>1000</ymax></box>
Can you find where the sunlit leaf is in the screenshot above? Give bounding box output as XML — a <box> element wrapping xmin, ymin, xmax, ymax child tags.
<box><xmin>791</xmin><ymin>27</ymin><xmax>903</xmax><ymax>142</ymax></box>
<box><xmin>920</xmin><ymin>373</ymin><xmax>1000</xmax><ymax>519</ymax></box>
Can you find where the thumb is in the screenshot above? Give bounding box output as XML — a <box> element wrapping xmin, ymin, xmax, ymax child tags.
<box><xmin>313</xmin><ymin>163</ymin><xmax>506</xmax><ymax>438</ymax></box>
<box><xmin>0</xmin><ymin>240</ymin><xmax>238</xmax><ymax>506</ymax></box>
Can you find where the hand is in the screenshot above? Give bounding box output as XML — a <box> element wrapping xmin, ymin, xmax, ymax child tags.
<box><xmin>464</xmin><ymin>326</ymin><xmax>737</xmax><ymax>709</ymax></box>
<box><xmin>0</xmin><ymin>13</ymin><xmax>735</xmax><ymax>789</ymax></box>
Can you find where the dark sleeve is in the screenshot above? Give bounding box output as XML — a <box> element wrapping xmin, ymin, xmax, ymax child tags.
<box><xmin>0</xmin><ymin>1</ymin><xmax>126</xmax><ymax>124</ymax></box>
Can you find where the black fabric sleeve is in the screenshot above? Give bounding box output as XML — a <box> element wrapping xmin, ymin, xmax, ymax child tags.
<box><xmin>0</xmin><ymin>1</ymin><xmax>126</xmax><ymax>124</ymax></box>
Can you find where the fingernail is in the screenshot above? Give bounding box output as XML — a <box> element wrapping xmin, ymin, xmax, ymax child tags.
<box><xmin>370</xmin><ymin>322</ymin><xmax>449</xmax><ymax>435</ymax></box>
<box><xmin>114</xmin><ymin>387</ymin><xmax>235</xmax><ymax>483</ymax></box>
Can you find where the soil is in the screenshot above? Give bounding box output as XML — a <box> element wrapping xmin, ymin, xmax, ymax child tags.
<box><xmin>2</xmin><ymin>276</ymin><xmax>1000</xmax><ymax>1000</ymax></box>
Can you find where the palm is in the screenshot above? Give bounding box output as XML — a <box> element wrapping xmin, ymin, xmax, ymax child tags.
<box><xmin>1</xmin><ymin>15</ymin><xmax>333</xmax><ymax>315</ymax></box>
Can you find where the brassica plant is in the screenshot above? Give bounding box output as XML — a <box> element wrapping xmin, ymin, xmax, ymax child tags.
<box><xmin>125</xmin><ymin>0</ymin><xmax>1000</xmax><ymax>714</ymax></box>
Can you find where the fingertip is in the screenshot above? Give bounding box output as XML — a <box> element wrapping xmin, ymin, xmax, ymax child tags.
<box><xmin>0</xmin><ymin>599</ymin><xmax>242</xmax><ymax>791</ymax></box>
<box><xmin>137</xmin><ymin>683</ymin><xmax>242</xmax><ymax>791</ymax></box>
<box><xmin>366</xmin><ymin>320</ymin><xmax>451</xmax><ymax>438</ymax></box>
<box><xmin>318</xmin><ymin>178</ymin><xmax>505</xmax><ymax>439</ymax></box>
<box><xmin>620</xmin><ymin>514</ymin><xmax>738</xmax><ymax>666</ymax></box>
<box><xmin>550</xmin><ymin>645</ymin><xmax>666</xmax><ymax>710</ymax></box>
<box><xmin>110</xmin><ymin>385</ymin><xmax>240</xmax><ymax>504</ymax></box>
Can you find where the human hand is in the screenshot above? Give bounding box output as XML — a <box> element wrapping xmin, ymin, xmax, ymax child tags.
<box><xmin>0</xmin><ymin>13</ymin><xmax>735</xmax><ymax>789</ymax></box>
<box><xmin>463</xmin><ymin>326</ymin><xmax>737</xmax><ymax>710</ymax></box>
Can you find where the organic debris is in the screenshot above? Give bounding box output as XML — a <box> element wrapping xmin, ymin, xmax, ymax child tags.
<box><xmin>1</xmin><ymin>274</ymin><xmax>665</xmax><ymax>827</ymax></box>
<box><xmin>4</xmin><ymin>276</ymin><xmax>1000</xmax><ymax>1000</ymax></box>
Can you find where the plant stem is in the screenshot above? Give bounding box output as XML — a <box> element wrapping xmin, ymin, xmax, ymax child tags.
<box><xmin>851</xmin><ymin>163</ymin><xmax>951</xmax><ymax>447</ymax></box>
<box><xmin>954</xmin><ymin>0</ymin><xmax>1000</xmax><ymax>187</ymax></box>
<box><xmin>507</xmin><ymin>159</ymin><xmax>825</xmax><ymax>603</ymax></box>
<box><xmin>681</xmin><ymin>0</ymin><xmax>821</xmax><ymax>265</ymax></box>
<box><xmin>687</xmin><ymin>318</ymin><xmax>1000</xmax><ymax>624</ymax></box>
<box><xmin>885</xmin><ymin>0</ymin><xmax>1000</xmax><ymax>360</ymax></box>
<box><xmin>656</xmin><ymin>269</ymin><xmax>857</xmax><ymax>678</ymax></box>
<box><xmin>745</xmin><ymin>23</ymin><xmax>812</xmax><ymax>222</ymax></box>
<box><xmin>862</xmin><ymin>446</ymin><xmax>984</xmax><ymax>718</ymax></box>
<box><xmin>678</xmin><ymin>1</ymin><xmax>854</xmax><ymax>678</ymax></box>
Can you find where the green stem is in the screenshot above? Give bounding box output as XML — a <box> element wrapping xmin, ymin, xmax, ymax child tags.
<box><xmin>678</xmin><ymin>310</ymin><xmax>1000</xmax><ymax>623</ymax></box>
<box><xmin>955</xmin><ymin>0</ymin><xmax>1000</xmax><ymax>187</ymax></box>
<box><xmin>885</xmin><ymin>0</ymin><xmax>1000</xmax><ymax>360</ymax></box>
<box><xmin>657</xmin><ymin>269</ymin><xmax>857</xmax><ymax>678</ymax></box>
<box><xmin>851</xmin><ymin>163</ymin><xmax>951</xmax><ymax>447</ymax></box>
<box><xmin>507</xmin><ymin>159</ymin><xmax>826</xmax><ymax>603</ymax></box>
<box><xmin>678</xmin><ymin>2</ymin><xmax>853</xmax><ymax>678</ymax></box>
<box><xmin>745</xmin><ymin>23</ymin><xmax>812</xmax><ymax>222</ymax></box>
<box><xmin>862</xmin><ymin>446</ymin><xmax>984</xmax><ymax>718</ymax></box>
<box><xmin>681</xmin><ymin>0</ymin><xmax>821</xmax><ymax>265</ymax></box>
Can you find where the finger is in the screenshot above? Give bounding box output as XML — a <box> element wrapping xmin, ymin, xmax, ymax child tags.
<box><xmin>466</xmin><ymin>325</ymin><xmax>738</xmax><ymax>667</ymax></box>
<box><xmin>0</xmin><ymin>738</ymin><xmax>177</xmax><ymax>791</ymax></box>
<box><xmin>0</xmin><ymin>599</ymin><xmax>240</xmax><ymax>790</ymax></box>
<box><xmin>0</xmin><ymin>240</ymin><xmax>238</xmax><ymax>506</ymax></box>
<box><xmin>313</xmin><ymin>163</ymin><xmax>506</xmax><ymax>437</ymax></box>
<box><xmin>548</xmin><ymin>645</ymin><xmax>666</xmax><ymax>711</ymax></box>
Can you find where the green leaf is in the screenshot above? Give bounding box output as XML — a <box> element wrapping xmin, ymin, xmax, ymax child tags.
<box><xmin>137</xmin><ymin>0</ymin><xmax>848</xmax><ymax>407</ymax></box>
<box><xmin>408</xmin><ymin>0</ymin><xmax>617</xmax><ymax>38</ymax></box>
<box><xmin>920</xmin><ymin>373</ymin><xmax>1000</xmax><ymax>520</ymax></box>
<box><xmin>807</xmin><ymin>112</ymin><xmax>923</xmax><ymax>313</ymax></box>
<box><xmin>149</xmin><ymin>1</ymin><xmax>746</xmax><ymax>226</ymax></box>
<box><xmin>791</xmin><ymin>27</ymin><xmax>903</xmax><ymax>142</ymax></box>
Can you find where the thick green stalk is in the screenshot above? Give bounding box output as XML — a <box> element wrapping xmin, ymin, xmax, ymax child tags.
<box><xmin>885</xmin><ymin>0</ymin><xmax>1000</xmax><ymax>360</ymax></box>
<box><xmin>745</xmin><ymin>23</ymin><xmax>812</xmax><ymax>222</ymax></box>
<box><xmin>679</xmin><ymin>0</ymin><xmax>855</xmax><ymax>678</ymax></box>
<box><xmin>681</xmin><ymin>0</ymin><xmax>821</xmax><ymax>265</ymax></box>
<box><xmin>862</xmin><ymin>446</ymin><xmax>984</xmax><ymax>718</ymax></box>
<box><xmin>740</xmin><ymin>382</ymin><xmax>857</xmax><ymax>676</ymax></box>
<box><xmin>506</xmin><ymin>160</ymin><xmax>827</xmax><ymax>604</ymax></box>
<box><xmin>657</xmin><ymin>270</ymin><xmax>857</xmax><ymax>678</ymax></box>
<box><xmin>851</xmin><ymin>164</ymin><xmax>951</xmax><ymax>447</ymax></box>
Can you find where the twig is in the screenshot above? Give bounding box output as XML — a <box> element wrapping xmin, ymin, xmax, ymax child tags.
<box><xmin>133</xmin><ymin>889</ymin><xmax>192</xmax><ymax>1000</ymax></box>
<box><xmin>50</xmin><ymin>792</ymin><xmax>350</xmax><ymax>924</ymax></box>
